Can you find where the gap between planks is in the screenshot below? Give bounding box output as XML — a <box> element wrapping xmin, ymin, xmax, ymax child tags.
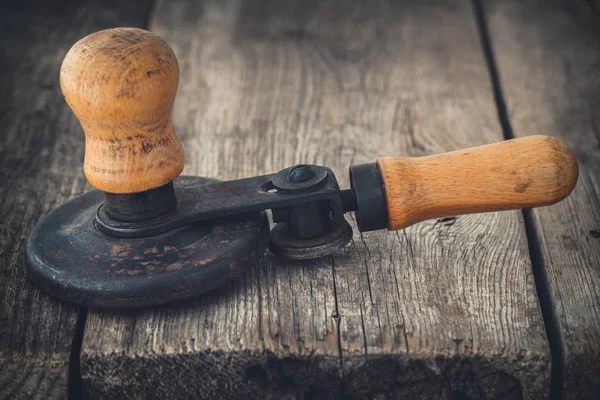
<box><xmin>472</xmin><ymin>0</ymin><xmax>567</xmax><ymax>397</ymax></box>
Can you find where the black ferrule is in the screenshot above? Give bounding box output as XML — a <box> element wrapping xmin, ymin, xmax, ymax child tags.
<box><xmin>104</xmin><ymin>181</ymin><xmax>177</xmax><ymax>222</ymax></box>
<box><xmin>349</xmin><ymin>163</ymin><xmax>388</xmax><ymax>232</ymax></box>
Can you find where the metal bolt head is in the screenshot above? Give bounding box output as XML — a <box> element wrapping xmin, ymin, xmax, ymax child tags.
<box><xmin>272</xmin><ymin>164</ymin><xmax>328</xmax><ymax>193</ymax></box>
<box><xmin>288</xmin><ymin>165</ymin><xmax>316</xmax><ymax>182</ymax></box>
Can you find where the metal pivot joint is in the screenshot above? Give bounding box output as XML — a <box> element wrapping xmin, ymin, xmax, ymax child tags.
<box><xmin>97</xmin><ymin>165</ymin><xmax>341</xmax><ymax>235</ymax></box>
<box><xmin>95</xmin><ymin>164</ymin><xmax>368</xmax><ymax>260</ymax></box>
<box><xmin>95</xmin><ymin>163</ymin><xmax>390</xmax><ymax>261</ymax></box>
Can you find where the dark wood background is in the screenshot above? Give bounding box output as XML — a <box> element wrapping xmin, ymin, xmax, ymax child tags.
<box><xmin>0</xmin><ymin>0</ymin><xmax>598</xmax><ymax>399</ymax></box>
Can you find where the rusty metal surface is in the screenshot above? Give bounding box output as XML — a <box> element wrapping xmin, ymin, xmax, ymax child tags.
<box><xmin>26</xmin><ymin>176</ymin><xmax>269</xmax><ymax>308</ymax></box>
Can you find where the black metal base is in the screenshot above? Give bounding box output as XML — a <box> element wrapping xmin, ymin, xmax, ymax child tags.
<box><xmin>268</xmin><ymin>219</ymin><xmax>353</xmax><ymax>260</ymax></box>
<box><xmin>25</xmin><ymin>176</ymin><xmax>269</xmax><ymax>308</ymax></box>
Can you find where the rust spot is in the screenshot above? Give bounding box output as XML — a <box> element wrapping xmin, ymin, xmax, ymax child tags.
<box><xmin>164</xmin><ymin>245</ymin><xmax>177</xmax><ymax>252</ymax></box>
<box><xmin>139</xmin><ymin>261</ymin><xmax>155</xmax><ymax>267</ymax></box>
<box><xmin>128</xmin><ymin>269</ymin><xmax>142</xmax><ymax>275</ymax></box>
<box><xmin>110</xmin><ymin>243</ymin><xmax>133</xmax><ymax>257</ymax></box>
<box><xmin>193</xmin><ymin>255</ymin><xmax>218</xmax><ymax>267</ymax></box>
<box><xmin>201</xmin><ymin>256</ymin><xmax>217</xmax><ymax>265</ymax></box>
<box><xmin>166</xmin><ymin>263</ymin><xmax>183</xmax><ymax>272</ymax></box>
<box><xmin>514</xmin><ymin>180</ymin><xmax>531</xmax><ymax>193</ymax></box>
<box><xmin>65</xmin><ymin>227</ymin><xmax>73</xmax><ymax>232</ymax></box>
<box><xmin>144</xmin><ymin>247</ymin><xmax>160</xmax><ymax>254</ymax></box>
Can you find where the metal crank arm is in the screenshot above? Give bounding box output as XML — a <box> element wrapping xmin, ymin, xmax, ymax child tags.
<box><xmin>95</xmin><ymin>165</ymin><xmax>353</xmax><ymax>239</ymax></box>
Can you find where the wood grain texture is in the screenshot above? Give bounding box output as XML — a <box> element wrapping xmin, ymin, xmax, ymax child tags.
<box><xmin>377</xmin><ymin>135</ymin><xmax>578</xmax><ymax>230</ymax></box>
<box><xmin>485</xmin><ymin>0</ymin><xmax>600</xmax><ymax>397</ymax></box>
<box><xmin>81</xmin><ymin>0</ymin><xmax>551</xmax><ymax>398</ymax></box>
<box><xmin>0</xmin><ymin>1</ymin><xmax>151</xmax><ymax>399</ymax></box>
<box><xmin>61</xmin><ymin>27</ymin><xmax>184</xmax><ymax>194</ymax></box>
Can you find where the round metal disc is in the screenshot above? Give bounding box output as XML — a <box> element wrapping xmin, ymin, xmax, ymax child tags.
<box><xmin>268</xmin><ymin>219</ymin><xmax>353</xmax><ymax>260</ymax></box>
<box><xmin>26</xmin><ymin>177</ymin><xmax>269</xmax><ymax>308</ymax></box>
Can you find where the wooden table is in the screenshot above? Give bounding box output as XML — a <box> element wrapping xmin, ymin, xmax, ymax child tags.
<box><xmin>1</xmin><ymin>0</ymin><xmax>599</xmax><ymax>398</ymax></box>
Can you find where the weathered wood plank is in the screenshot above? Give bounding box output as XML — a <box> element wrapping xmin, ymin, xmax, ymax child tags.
<box><xmin>324</xmin><ymin>2</ymin><xmax>550</xmax><ymax>398</ymax></box>
<box><xmin>485</xmin><ymin>0</ymin><xmax>600</xmax><ymax>397</ymax></box>
<box><xmin>0</xmin><ymin>1</ymin><xmax>151</xmax><ymax>398</ymax></box>
<box><xmin>82</xmin><ymin>0</ymin><xmax>551</xmax><ymax>398</ymax></box>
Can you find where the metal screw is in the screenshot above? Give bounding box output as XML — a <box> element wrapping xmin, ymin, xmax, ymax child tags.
<box><xmin>288</xmin><ymin>165</ymin><xmax>316</xmax><ymax>182</ymax></box>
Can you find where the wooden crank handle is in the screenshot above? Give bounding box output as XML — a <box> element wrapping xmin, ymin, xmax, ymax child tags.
<box><xmin>375</xmin><ymin>135</ymin><xmax>578</xmax><ymax>231</ymax></box>
<box><xmin>60</xmin><ymin>28</ymin><xmax>183</xmax><ymax>194</ymax></box>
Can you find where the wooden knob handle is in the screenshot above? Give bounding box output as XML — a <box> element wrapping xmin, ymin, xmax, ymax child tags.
<box><xmin>60</xmin><ymin>28</ymin><xmax>184</xmax><ymax>193</ymax></box>
<box><xmin>377</xmin><ymin>135</ymin><xmax>578</xmax><ymax>230</ymax></box>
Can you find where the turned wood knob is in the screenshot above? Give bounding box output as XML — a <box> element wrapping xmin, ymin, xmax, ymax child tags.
<box><xmin>377</xmin><ymin>135</ymin><xmax>579</xmax><ymax>230</ymax></box>
<box><xmin>60</xmin><ymin>28</ymin><xmax>184</xmax><ymax>194</ymax></box>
